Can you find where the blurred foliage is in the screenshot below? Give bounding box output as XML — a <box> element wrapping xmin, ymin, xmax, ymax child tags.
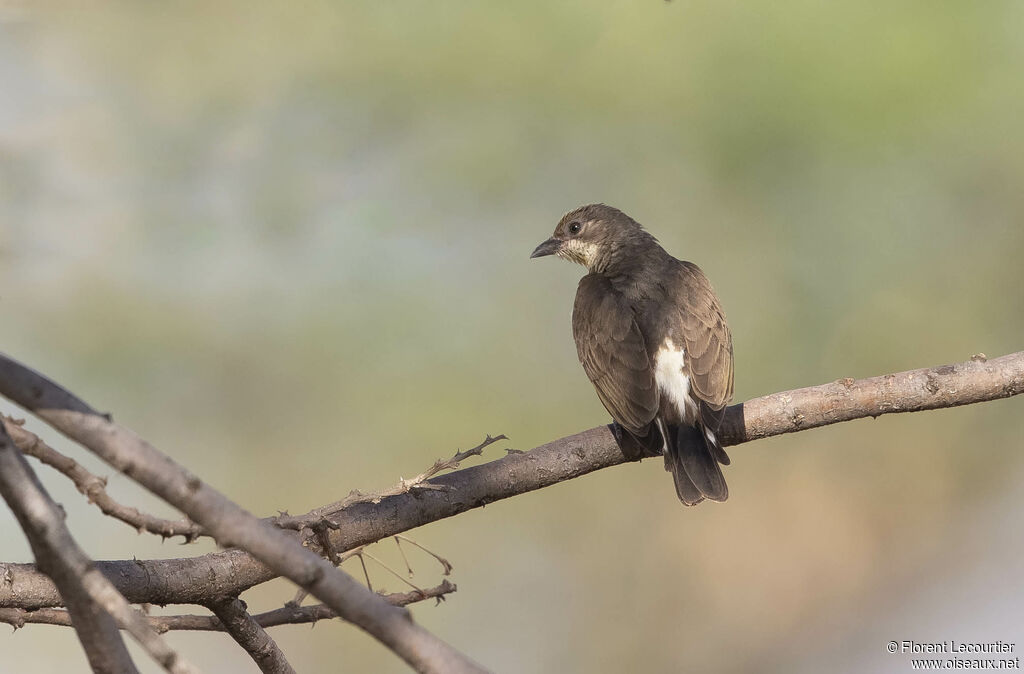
<box><xmin>1</xmin><ymin>1</ymin><xmax>1022</xmax><ymax>672</ymax></box>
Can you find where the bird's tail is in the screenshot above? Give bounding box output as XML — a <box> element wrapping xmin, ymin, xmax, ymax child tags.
<box><xmin>664</xmin><ymin>424</ymin><xmax>729</xmax><ymax>506</ymax></box>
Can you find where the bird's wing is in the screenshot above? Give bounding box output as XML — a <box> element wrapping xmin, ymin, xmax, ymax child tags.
<box><xmin>572</xmin><ymin>274</ymin><xmax>659</xmax><ymax>434</ymax></box>
<box><xmin>672</xmin><ymin>261</ymin><xmax>734</xmax><ymax>421</ymax></box>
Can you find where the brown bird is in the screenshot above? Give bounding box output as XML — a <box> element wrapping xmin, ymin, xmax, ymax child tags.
<box><xmin>531</xmin><ymin>204</ymin><xmax>734</xmax><ymax>505</ymax></box>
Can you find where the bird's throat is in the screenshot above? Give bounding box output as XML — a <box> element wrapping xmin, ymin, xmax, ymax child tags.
<box><xmin>558</xmin><ymin>239</ymin><xmax>600</xmax><ymax>269</ymax></box>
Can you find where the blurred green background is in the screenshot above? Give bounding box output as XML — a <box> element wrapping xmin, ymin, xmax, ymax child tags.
<box><xmin>1</xmin><ymin>2</ymin><xmax>1022</xmax><ymax>672</ymax></box>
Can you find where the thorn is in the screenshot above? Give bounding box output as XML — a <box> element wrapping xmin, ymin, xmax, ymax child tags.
<box><xmin>364</xmin><ymin>551</ymin><xmax>426</xmax><ymax>593</ymax></box>
<box><xmin>394</xmin><ymin>536</ymin><xmax>414</xmax><ymax>577</ymax></box>
<box><xmin>394</xmin><ymin>535</ymin><xmax>454</xmax><ymax>575</ymax></box>
<box><xmin>358</xmin><ymin>552</ymin><xmax>372</xmax><ymax>592</ymax></box>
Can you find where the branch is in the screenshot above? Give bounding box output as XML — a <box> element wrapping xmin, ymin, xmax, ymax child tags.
<box><xmin>2</xmin><ymin>352</ymin><xmax>1021</xmax><ymax>613</ymax></box>
<box><xmin>80</xmin><ymin>573</ymin><xmax>200</xmax><ymax>674</ymax></box>
<box><xmin>0</xmin><ymin>424</ymin><xmax>196</xmax><ymax>674</ymax></box>
<box><xmin>2</xmin><ymin>420</ymin><xmax>501</xmax><ymax>545</ymax></box>
<box><xmin>277</xmin><ymin>435</ymin><xmax>508</xmax><ymax>533</ymax></box>
<box><xmin>4</xmin><ymin>418</ymin><xmax>503</xmax><ymax>551</ymax></box>
<box><xmin>716</xmin><ymin>352</ymin><xmax>1022</xmax><ymax>443</ymax></box>
<box><xmin>208</xmin><ymin>597</ymin><xmax>295</xmax><ymax>674</ymax></box>
<box><xmin>0</xmin><ymin>353</ymin><xmax>487</xmax><ymax>674</ymax></box>
<box><xmin>288</xmin><ymin>350</ymin><xmax>1024</xmax><ymax>560</ymax></box>
<box><xmin>0</xmin><ymin>581</ymin><xmax>457</xmax><ymax>632</ymax></box>
<box><xmin>2</xmin><ymin>418</ymin><xmax>203</xmax><ymax>541</ymax></box>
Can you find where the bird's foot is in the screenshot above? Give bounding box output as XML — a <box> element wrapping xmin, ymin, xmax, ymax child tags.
<box><xmin>609</xmin><ymin>422</ymin><xmax>644</xmax><ymax>462</ymax></box>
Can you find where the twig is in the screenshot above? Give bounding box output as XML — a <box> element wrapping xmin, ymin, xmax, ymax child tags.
<box><xmin>361</xmin><ymin>551</ymin><xmax>425</xmax><ymax>593</ymax></box>
<box><xmin>357</xmin><ymin>550</ymin><xmax>373</xmax><ymax>592</ymax></box>
<box><xmin>287</xmin><ymin>544</ymin><xmax>369</xmax><ymax>609</ymax></box>
<box><xmin>395</xmin><ymin>535</ymin><xmax>454</xmax><ymax>576</ymax></box>
<box><xmin>0</xmin><ymin>581</ymin><xmax>457</xmax><ymax>633</ymax></box>
<box><xmin>395</xmin><ymin>536</ymin><xmax>414</xmax><ymax>577</ymax></box>
<box><xmin>0</xmin><ymin>424</ymin><xmax>196</xmax><ymax>674</ymax></box>
<box><xmin>2</xmin><ymin>418</ymin><xmax>203</xmax><ymax>541</ymax></box>
<box><xmin>0</xmin><ymin>352</ymin><xmax>488</xmax><ymax>674</ymax></box>
<box><xmin>2</xmin><ymin>352</ymin><xmax>1021</xmax><ymax>614</ymax></box>
<box><xmin>208</xmin><ymin>597</ymin><xmax>295</xmax><ymax>674</ymax></box>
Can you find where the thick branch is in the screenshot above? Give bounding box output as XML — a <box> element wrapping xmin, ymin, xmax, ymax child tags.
<box><xmin>716</xmin><ymin>352</ymin><xmax>1023</xmax><ymax>443</ymax></box>
<box><xmin>1</xmin><ymin>352</ymin><xmax>1021</xmax><ymax>612</ymax></box>
<box><xmin>208</xmin><ymin>597</ymin><xmax>295</xmax><ymax>674</ymax></box>
<box><xmin>304</xmin><ymin>350</ymin><xmax>1024</xmax><ymax>555</ymax></box>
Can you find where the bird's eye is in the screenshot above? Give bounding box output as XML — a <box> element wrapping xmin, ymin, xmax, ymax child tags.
<box><xmin>568</xmin><ymin>222</ymin><xmax>581</xmax><ymax>235</ymax></box>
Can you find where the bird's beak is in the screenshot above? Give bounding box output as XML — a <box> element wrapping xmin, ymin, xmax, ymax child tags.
<box><xmin>530</xmin><ymin>237</ymin><xmax>561</xmax><ymax>259</ymax></box>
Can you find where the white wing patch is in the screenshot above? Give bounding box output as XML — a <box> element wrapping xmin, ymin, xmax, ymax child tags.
<box><xmin>654</xmin><ymin>338</ymin><xmax>698</xmax><ymax>424</ymax></box>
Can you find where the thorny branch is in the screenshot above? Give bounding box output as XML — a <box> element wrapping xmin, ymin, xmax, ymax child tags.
<box><xmin>207</xmin><ymin>597</ymin><xmax>295</xmax><ymax>674</ymax></box>
<box><xmin>275</xmin><ymin>434</ymin><xmax>508</xmax><ymax>533</ymax></box>
<box><xmin>2</xmin><ymin>417</ymin><xmax>500</xmax><ymax>546</ymax></box>
<box><xmin>0</xmin><ymin>581</ymin><xmax>457</xmax><ymax>633</ymax></box>
<box><xmin>0</xmin><ymin>350</ymin><xmax>1021</xmax><ymax>669</ymax></box>
<box><xmin>0</xmin><ymin>423</ymin><xmax>196</xmax><ymax>674</ymax></box>
<box><xmin>279</xmin><ymin>435</ymin><xmax>501</xmax><ymax>578</ymax></box>
<box><xmin>288</xmin><ymin>534</ymin><xmax>453</xmax><ymax>608</ymax></box>
<box><xmin>4</xmin><ymin>350</ymin><xmax>1019</xmax><ymax>612</ymax></box>
<box><xmin>0</xmin><ymin>352</ymin><xmax>489</xmax><ymax>674</ymax></box>
<box><xmin>2</xmin><ymin>418</ymin><xmax>203</xmax><ymax>541</ymax></box>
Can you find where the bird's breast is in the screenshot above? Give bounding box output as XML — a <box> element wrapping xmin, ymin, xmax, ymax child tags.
<box><xmin>653</xmin><ymin>338</ymin><xmax>698</xmax><ymax>424</ymax></box>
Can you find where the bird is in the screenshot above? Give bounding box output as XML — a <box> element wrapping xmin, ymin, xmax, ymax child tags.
<box><xmin>531</xmin><ymin>204</ymin><xmax>734</xmax><ymax>505</ymax></box>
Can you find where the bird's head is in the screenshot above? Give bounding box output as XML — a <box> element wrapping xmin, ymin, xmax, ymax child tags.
<box><xmin>530</xmin><ymin>203</ymin><xmax>653</xmax><ymax>273</ymax></box>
